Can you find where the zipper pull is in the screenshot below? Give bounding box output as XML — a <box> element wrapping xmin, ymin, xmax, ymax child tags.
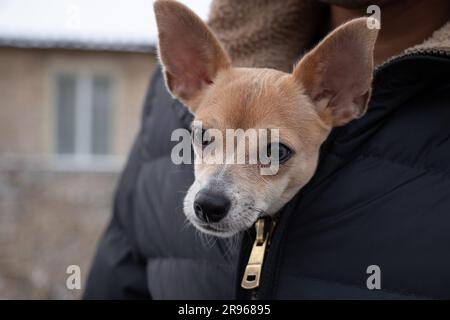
<box><xmin>241</xmin><ymin>218</ymin><xmax>270</xmax><ymax>290</ymax></box>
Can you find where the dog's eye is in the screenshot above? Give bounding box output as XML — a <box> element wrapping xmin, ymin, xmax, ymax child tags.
<box><xmin>192</xmin><ymin>127</ymin><xmax>213</xmax><ymax>147</ymax></box>
<box><xmin>267</xmin><ymin>143</ymin><xmax>292</xmax><ymax>164</ymax></box>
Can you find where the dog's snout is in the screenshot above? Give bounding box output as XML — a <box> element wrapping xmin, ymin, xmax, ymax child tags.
<box><xmin>193</xmin><ymin>190</ymin><xmax>230</xmax><ymax>223</ymax></box>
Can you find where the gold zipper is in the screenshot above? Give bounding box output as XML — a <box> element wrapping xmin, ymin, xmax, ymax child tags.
<box><xmin>241</xmin><ymin>218</ymin><xmax>275</xmax><ymax>290</ymax></box>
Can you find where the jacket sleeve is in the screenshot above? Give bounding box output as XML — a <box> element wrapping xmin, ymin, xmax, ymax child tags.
<box><xmin>82</xmin><ymin>134</ymin><xmax>151</xmax><ymax>299</ymax></box>
<box><xmin>82</xmin><ymin>71</ymin><xmax>163</xmax><ymax>300</ymax></box>
<box><xmin>82</xmin><ymin>213</ymin><xmax>151</xmax><ymax>299</ymax></box>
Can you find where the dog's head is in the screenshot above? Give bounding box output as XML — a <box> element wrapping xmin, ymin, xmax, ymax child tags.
<box><xmin>154</xmin><ymin>0</ymin><xmax>378</xmax><ymax>237</ymax></box>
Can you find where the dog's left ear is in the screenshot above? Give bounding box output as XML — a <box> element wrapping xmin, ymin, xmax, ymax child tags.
<box><xmin>154</xmin><ymin>0</ymin><xmax>231</xmax><ymax>111</ymax></box>
<box><xmin>293</xmin><ymin>18</ymin><xmax>378</xmax><ymax>127</ymax></box>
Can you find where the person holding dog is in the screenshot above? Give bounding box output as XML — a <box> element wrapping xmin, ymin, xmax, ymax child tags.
<box><xmin>84</xmin><ymin>0</ymin><xmax>450</xmax><ymax>300</ymax></box>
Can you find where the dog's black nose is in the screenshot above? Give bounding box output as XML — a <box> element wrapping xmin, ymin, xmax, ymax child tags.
<box><xmin>194</xmin><ymin>191</ymin><xmax>230</xmax><ymax>223</ymax></box>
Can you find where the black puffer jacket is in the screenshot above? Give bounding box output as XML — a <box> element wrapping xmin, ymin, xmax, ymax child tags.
<box><xmin>84</xmin><ymin>0</ymin><xmax>450</xmax><ymax>296</ymax></box>
<box><xmin>83</xmin><ymin>66</ymin><xmax>237</xmax><ymax>299</ymax></box>
<box><xmin>84</xmin><ymin>44</ymin><xmax>450</xmax><ymax>298</ymax></box>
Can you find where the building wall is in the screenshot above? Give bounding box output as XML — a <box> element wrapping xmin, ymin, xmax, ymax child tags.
<box><xmin>0</xmin><ymin>48</ymin><xmax>48</xmax><ymax>156</ymax></box>
<box><xmin>0</xmin><ymin>47</ymin><xmax>156</xmax><ymax>159</ymax></box>
<box><xmin>0</xmin><ymin>47</ymin><xmax>157</xmax><ymax>299</ymax></box>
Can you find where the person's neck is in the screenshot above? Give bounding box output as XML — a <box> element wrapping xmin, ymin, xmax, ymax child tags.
<box><xmin>329</xmin><ymin>0</ymin><xmax>450</xmax><ymax>65</ymax></box>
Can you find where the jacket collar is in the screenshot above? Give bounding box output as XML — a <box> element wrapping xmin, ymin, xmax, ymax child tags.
<box><xmin>208</xmin><ymin>0</ymin><xmax>450</xmax><ymax>71</ymax></box>
<box><xmin>377</xmin><ymin>21</ymin><xmax>450</xmax><ymax>70</ymax></box>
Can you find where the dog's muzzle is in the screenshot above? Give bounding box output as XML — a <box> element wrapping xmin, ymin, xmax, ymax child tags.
<box><xmin>193</xmin><ymin>190</ymin><xmax>231</xmax><ymax>223</ymax></box>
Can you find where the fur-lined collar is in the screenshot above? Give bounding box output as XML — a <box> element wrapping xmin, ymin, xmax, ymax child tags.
<box><xmin>207</xmin><ymin>0</ymin><xmax>450</xmax><ymax>71</ymax></box>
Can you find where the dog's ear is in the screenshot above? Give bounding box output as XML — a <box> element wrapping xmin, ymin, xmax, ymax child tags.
<box><xmin>293</xmin><ymin>18</ymin><xmax>378</xmax><ymax>127</ymax></box>
<box><xmin>154</xmin><ymin>0</ymin><xmax>231</xmax><ymax>111</ymax></box>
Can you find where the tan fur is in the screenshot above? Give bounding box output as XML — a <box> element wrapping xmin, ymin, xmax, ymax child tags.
<box><xmin>154</xmin><ymin>0</ymin><xmax>230</xmax><ymax>107</ymax></box>
<box><xmin>193</xmin><ymin>68</ymin><xmax>329</xmax><ymax>213</ymax></box>
<box><xmin>294</xmin><ymin>18</ymin><xmax>378</xmax><ymax>127</ymax></box>
<box><xmin>154</xmin><ymin>0</ymin><xmax>378</xmax><ymax>236</ymax></box>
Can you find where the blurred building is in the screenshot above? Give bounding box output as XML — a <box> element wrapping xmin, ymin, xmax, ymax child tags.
<box><xmin>0</xmin><ymin>45</ymin><xmax>155</xmax><ymax>166</ymax></box>
<box><xmin>0</xmin><ymin>5</ymin><xmax>157</xmax><ymax>298</ymax></box>
<box><xmin>0</xmin><ymin>0</ymin><xmax>211</xmax><ymax>300</ymax></box>
<box><xmin>0</xmin><ymin>0</ymin><xmax>161</xmax><ymax>165</ymax></box>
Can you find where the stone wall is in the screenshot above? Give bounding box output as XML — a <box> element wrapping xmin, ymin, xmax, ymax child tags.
<box><xmin>0</xmin><ymin>159</ymin><xmax>118</xmax><ymax>299</ymax></box>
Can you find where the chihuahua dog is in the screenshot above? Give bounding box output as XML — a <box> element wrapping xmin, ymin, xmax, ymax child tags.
<box><xmin>154</xmin><ymin>0</ymin><xmax>378</xmax><ymax>238</ymax></box>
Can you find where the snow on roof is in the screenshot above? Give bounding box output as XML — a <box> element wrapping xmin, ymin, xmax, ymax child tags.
<box><xmin>0</xmin><ymin>0</ymin><xmax>211</xmax><ymax>52</ymax></box>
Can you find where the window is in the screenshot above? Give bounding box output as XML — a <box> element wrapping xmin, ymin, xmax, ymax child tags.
<box><xmin>55</xmin><ymin>73</ymin><xmax>114</xmax><ymax>158</ymax></box>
